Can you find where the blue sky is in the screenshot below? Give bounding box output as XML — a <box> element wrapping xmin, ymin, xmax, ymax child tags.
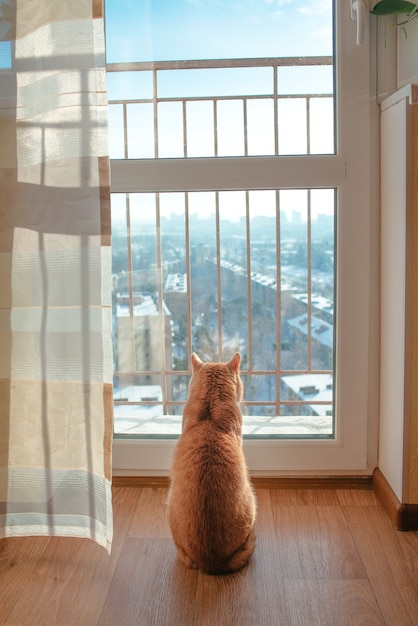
<box><xmin>105</xmin><ymin>0</ymin><xmax>333</xmax><ymax>63</ymax></box>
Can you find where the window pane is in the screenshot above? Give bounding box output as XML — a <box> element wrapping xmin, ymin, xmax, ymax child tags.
<box><xmin>247</xmin><ymin>99</ymin><xmax>275</xmax><ymax>156</ymax></box>
<box><xmin>157</xmin><ymin>102</ymin><xmax>184</xmax><ymax>158</ymax></box>
<box><xmin>278</xmin><ymin>66</ymin><xmax>334</xmax><ymax>95</ymax></box>
<box><xmin>0</xmin><ymin>41</ymin><xmax>12</xmax><ymax>69</ymax></box>
<box><xmin>158</xmin><ymin>67</ymin><xmax>273</xmax><ymax>99</ymax></box>
<box><xmin>105</xmin><ymin>2</ymin><xmax>335</xmax><ymax>159</ymax></box>
<box><xmin>112</xmin><ymin>189</ymin><xmax>335</xmax><ymax>437</ymax></box>
<box><xmin>127</xmin><ymin>103</ymin><xmax>155</xmax><ymax>158</ymax></box>
<box><xmin>278</xmin><ymin>99</ymin><xmax>307</xmax><ymax>155</ymax></box>
<box><xmin>249</xmin><ymin>190</ymin><xmax>278</xmax><ymax>370</ymax></box>
<box><xmin>310</xmin><ymin>97</ymin><xmax>334</xmax><ymax>154</ymax></box>
<box><xmin>107</xmin><ymin>71</ymin><xmax>153</xmax><ymax>100</ymax></box>
<box><xmin>105</xmin><ymin>0</ymin><xmax>333</xmax><ymax>63</ymax></box>
<box><xmin>186</xmin><ymin>101</ymin><xmax>215</xmax><ymax>157</ymax></box>
<box><xmin>216</xmin><ymin>100</ymin><xmax>245</xmax><ymax>156</ymax></box>
<box><xmin>189</xmin><ymin>192</ymin><xmax>217</xmax><ymax>359</ymax></box>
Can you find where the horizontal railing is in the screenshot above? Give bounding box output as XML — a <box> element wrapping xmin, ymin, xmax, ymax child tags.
<box><xmin>106</xmin><ymin>56</ymin><xmax>334</xmax><ymax>159</ymax></box>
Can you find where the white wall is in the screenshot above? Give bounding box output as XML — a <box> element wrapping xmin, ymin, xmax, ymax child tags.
<box><xmin>379</xmin><ymin>91</ymin><xmax>411</xmax><ymax>501</ymax></box>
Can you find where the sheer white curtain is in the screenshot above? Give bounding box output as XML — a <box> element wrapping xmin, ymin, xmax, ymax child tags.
<box><xmin>0</xmin><ymin>0</ymin><xmax>113</xmax><ymax>550</ymax></box>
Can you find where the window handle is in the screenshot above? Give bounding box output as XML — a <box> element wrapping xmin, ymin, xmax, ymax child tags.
<box><xmin>350</xmin><ymin>0</ymin><xmax>366</xmax><ymax>45</ymax></box>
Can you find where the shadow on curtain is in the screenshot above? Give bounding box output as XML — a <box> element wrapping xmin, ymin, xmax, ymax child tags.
<box><xmin>0</xmin><ymin>0</ymin><xmax>113</xmax><ymax>551</ymax></box>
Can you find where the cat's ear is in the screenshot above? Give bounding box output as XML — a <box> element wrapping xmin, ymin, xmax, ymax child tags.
<box><xmin>191</xmin><ymin>352</ymin><xmax>203</xmax><ymax>372</ymax></box>
<box><xmin>228</xmin><ymin>352</ymin><xmax>240</xmax><ymax>373</ymax></box>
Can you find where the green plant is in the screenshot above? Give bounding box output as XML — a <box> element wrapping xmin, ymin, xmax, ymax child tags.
<box><xmin>371</xmin><ymin>1</ymin><xmax>418</xmax><ymax>31</ymax></box>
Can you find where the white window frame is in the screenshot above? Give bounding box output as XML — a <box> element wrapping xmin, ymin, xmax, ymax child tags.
<box><xmin>112</xmin><ymin>1</ymin><xmax>378</xmax><ymax>476</ymax></box>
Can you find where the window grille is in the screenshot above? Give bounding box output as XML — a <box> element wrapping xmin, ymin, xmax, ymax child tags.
<box><xmin>107</xmin><ymin>57</ymin><xmax>334</xmax><ymax>159</ymax></box>
<box><xmin>109</xmin><ymin>57</ymin><xmax>335</xmax><ymax>437</ymax></box>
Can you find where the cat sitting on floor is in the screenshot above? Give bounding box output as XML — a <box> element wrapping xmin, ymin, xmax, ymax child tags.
<box><xmin>167</xmin><ymin>352</ymin><xmax>256</xmax><ymax>575</ymax></box>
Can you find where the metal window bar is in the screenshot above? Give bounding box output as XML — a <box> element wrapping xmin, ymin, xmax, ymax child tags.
<box><xmin>245</xmin><ymin>192</ymin><xmax>253</xmax><ymax>371</ymax></box>
<box><xmin>307</xmin><ymin>190</ymin><xmax>313</xmax><ymax>372</ymax></box>
<box><xmin>275</xmin><ymin>189</ymin><xmax>281</xmax><ymax>418</ymax></box>
<box><xmin>113</xmin><ymin>189</ymin><xmax>334</xmax><ymax>423</ymax></box>
<box><xmin>215</xmin><ymin>193</ymin><xmax>223</xmax><ymax>360</ymax></box>
<box><xmin>107</xmin><ymin>56</ymin><xmax>333</xmax><ymax>159</ymax></box>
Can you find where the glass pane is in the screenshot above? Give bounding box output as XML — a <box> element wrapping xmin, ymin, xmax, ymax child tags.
<box><xmin>309</xmin><ymin>98</ymin><xmax>334</xmax><ymax>155</ymax></box>
<box><xmin>107</xmin><ymin>71</ymin><xmax>153</xmax><ymax>100</ymax></box>
<box><xmin>157</xmin><ymin>102</ymin><xmax>184</xmax><ymax>158</ymax></box>
<box><xmin>127</xmin><ymin>103</ymin><xmax>155</xmax><ymax>158</ymax></box>
<box><xmin>158</xmin><ymin>67</ymin><xmax>273</xmax><ymax>99</ymax></box>
<box><xmin>105</xmin><ymin>1</ymin><xmax>333</xmax><ymax>63</ymax></box>
<box><xmin>189</xmin><ymin>192</ymin><xmax>217</xmax><ymax>360</ymax></box>
<box><xmin>247</xmin><ymin>99</ymin><xmax>275</xmax><ymax>156</ymax></box>
<box><xmin>216</xmin><ymin>100</ymin><xmax>245</xmax><ymax>157</ymax></box>
<box><xmin>278</xmin><ymin>99</ymin><xmax>307</xmax><ymax>155</ymax></box>
<box><xmin>277</xmin><ymin>66</ymin><xmax>334</xmax><ymax>95</ymax></box>
<box><xmin>105</xmin><ymin>1</ymin><xmax>335</xmax><ymax>159</ymax></box>
<box><xmin>310</xmin><ymin>189</ymin><xmax>335</xmax><ymax>370</ymax></box>
<box><xmin>112</xmin><ymin>189</ymin><xmax>335</xmax><ymax>437</ymax></box>
<box><xmin>0</xmin><ymin>41</ymin><xmax>12</xmax><ymax>69</ymax></box>
<box><xmin>219</xmin><ymin>191</ymin><xmax>249</xmax><ymax>360</ymax></box>
<box><xmin>280</xmin><ymin>190</ymin><xmax>309</xmax><ymax>370</ymax></box>
<box><xmin>186</xmin><ymin>101</ymin><xmax>215</xmax><ymax>157</ymax></box>
<box><xmin>249</xmin><ymin>190</ymin><xmax>278</xmax><ymax>370</ymax></box>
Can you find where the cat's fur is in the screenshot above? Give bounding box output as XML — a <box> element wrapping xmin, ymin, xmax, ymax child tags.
<box><xmin>167</xmin><ymin>352</ymin><xmax>256</xmax><ymax>575</ymax></box>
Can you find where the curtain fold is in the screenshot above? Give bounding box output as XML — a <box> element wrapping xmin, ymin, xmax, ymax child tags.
<box><xmin>0</xmin><ymin>0</ymin><xmax>113</xmax><ymax>551</ymax></box>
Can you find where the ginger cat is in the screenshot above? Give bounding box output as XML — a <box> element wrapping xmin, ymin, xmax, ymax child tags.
<box><xmin>167</xmin><ymin>352</ymin><xmax>256</xmax><ymax>575</ymax></box>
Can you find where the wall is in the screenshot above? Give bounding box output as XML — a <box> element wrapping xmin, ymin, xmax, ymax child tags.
<box><xmin>397</xmin><ymin>18</ymin><xmax>418</xmax><ymax>89</ymax></box>
<box><xmin>377</xmin><ymin>11</ymin><xmax>418</xmax><ymax>504</ymax></box>
<box><xmin>393</xmin><ymin>17</ymin><xmax>418</xmax><ymax>503</ymax></box>
<box><xmin>409</xmin><ymin>103</ymin><xmax>418</xmax><ymax>502</ymax></box>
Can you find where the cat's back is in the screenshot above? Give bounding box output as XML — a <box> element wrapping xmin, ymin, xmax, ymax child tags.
<box><xmin>172</xmin><ymin>418</ymin><xmax>245</xmax><ymax>487</ymax></box>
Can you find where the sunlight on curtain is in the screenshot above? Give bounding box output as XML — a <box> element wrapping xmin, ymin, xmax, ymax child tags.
<box><xmin>0</xmin><ymin>0</ymin><xmax>113</xmax><ymax>551</ymax></box>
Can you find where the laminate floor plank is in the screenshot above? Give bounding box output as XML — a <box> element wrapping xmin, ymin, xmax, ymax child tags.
<box><xmin>0</xmin><ymin>536</ymin><xmax>50</xmax><ymax>623</ymax></box>
<box><xmin>137</xmin><ymin>486</ymin><xmax>169</xmax><ymax>505</ymax></box>
<box><xmin>394</xmin><ymin>528</ymin><xmax>418</xmax><ymax>585</ymax></box>
<box><xmin>128</xmin><ymin>487</ymin><xmax>171</xmax><ymax>538</ymax></box>
<box><xmin>98</xmin><ymin>538</ymin><xmax>197</xmax><ymax>626</ymax></box>
<box><xmin>343</xmin><ymin>504</ymin><xmax>418</xmax><ymax>626</ymax></box>
<box><xmin>336</xmin><ymin>489</ymin><xmax>380</xmax><ymax>506</ymax></box>
<box><xmin>283</xmin><ymin>579</ymin><xmax>385</xmax><ymax>626</ymax></box>
<box><xmin>4</xmin><ymin>486</ymin><xmax>140</xmax><ymax>626</ymax></box>
<box><xmin>270</xmin><ymin>488</ymin><xmax>340</xmax><ymax>506</ymax></box>
<box><xmin>271</xmin><ymin>505</ymin><xmax>367</xmax><ymax>580</ymax></box>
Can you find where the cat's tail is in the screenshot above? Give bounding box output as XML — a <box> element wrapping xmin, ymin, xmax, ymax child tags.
<box><xmin>202</xmin><ymin>529</ymin><xmax>256</xmax><ymax>576</ymax></box>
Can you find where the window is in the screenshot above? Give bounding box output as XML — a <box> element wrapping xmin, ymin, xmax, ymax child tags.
<box><xmin>112</xmin><ymin>188</ymin><xmax>335</xmax><ymax>438</ymax></box>
<box><xmin>107</xmin><ymin>1</ymin><xmax>375</xmax><ymax>473</ymax></box>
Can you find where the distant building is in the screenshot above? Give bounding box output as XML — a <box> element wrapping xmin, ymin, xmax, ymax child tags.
<box><xmin>114</xmin><ymin>292</ymin><xmax>173</xmax><ymax>393</ymax></box>
<box><xmin>292</xmin><ymin>293</ymin><xmax>333</xmax><ymax>324</ymax></box>
<box><xmin>281</xmin><ymin>373</ymin><xmax>333</xmax><ymax>417</ymax></box>
<box><xmin>164</xmin><ymin>273</ymin><xmax>187</xmax><ymax>318</ymax></box>
<box><xmin>113</xmin><ymin>385</ymin><xmax>167</xmax><ymax>435</ymax></box>
<box><xmin>113</xmin><ymin>384</ymin><xmax>163</xmax><ymax>418</ymax></box>
<box><xmin>287</xmin><ymin>314</ymin><xmax>333</xmax><ymax>369</ymax></box>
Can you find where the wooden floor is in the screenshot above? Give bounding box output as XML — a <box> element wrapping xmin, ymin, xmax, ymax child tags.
<box><xmin>1</xmin><ymin>486</ymin><xmax>417</xmax><ymax>626</ymax></box>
